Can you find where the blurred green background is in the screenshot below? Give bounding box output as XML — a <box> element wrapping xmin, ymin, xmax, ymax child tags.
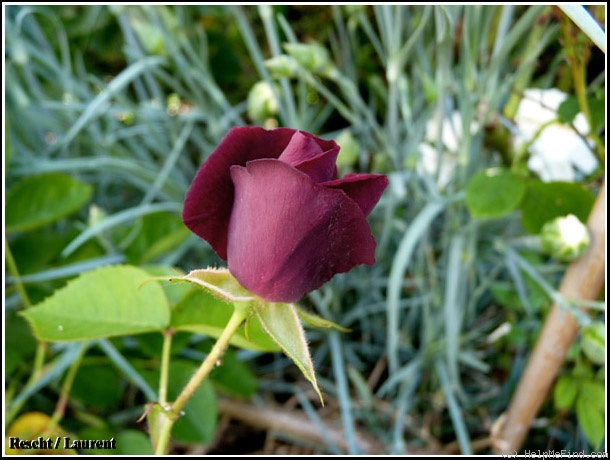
<box><xmin>4</xmin><ymin>5</ymin><xmax>606</xmax><ymax>455</ymax></box>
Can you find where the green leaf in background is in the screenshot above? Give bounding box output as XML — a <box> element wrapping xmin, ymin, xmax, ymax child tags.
<box><xmin>581</xmin><ymin>322</ymin><xmax>605</xmax><ymax>365</ymax></box>
<box><xmin>490</xmin><ymin>280</ymin><xmax>548</xmax><ymax>312</ymax></box>
<box><xmin>465</xmin><ymin>168</ymin><xmax>526</xmax><ymax>219</ymax></box>
<box><xmin>578</xmin><ymin>380</ymin><xmax>606</xmax><ymax>413</ymax></box>
<box><xmin>588</xmin><ymin>89</ymin><xmax>605</xmax><ymax>133</ymax></box>
<box><xmin>125</xmin><ymin>212</ymin><xmax>191</xmax><ymax>264</ymax></box>
<box><xmin>557</xmin><ymin>95</ymin><xmax>580</xmax><ymax>124</ymax></box>
<box><xmin>575</xmin><ymin>385</ymin><xmax>605</xmax><ymax>449</ymax></box>
<box><xmin>171</xmin><ymin>289</ymin><xmax>279</xmax><ymax>352</ymax></box>
<box><xmin>210</xmin><ymin>349</ymin><xmax>258</xmax><ymax>398</ymax></box>
<box><xmin>519</xmin><ymin>181</ymin><xmax>595</xmax><ymax>234</ymax></box>
<box><xmin>5</xmin><ymin>173</ymin><xmax>94</xmax><ymax>233</ymax></box>
<box><xmin>9</xmin><ymin>230</ymin><xmax>77</xmax><ymax>275</ymax></box>
<box><xmin>71</xmin><ymin>364</ymin><xmax>124</xmax><ymax>409</ymax></box>
<box><xmin>5</xmin><ymin>116</ymin><xmax>12</xmax><ymax>171</ymax></box>
<box><xmin>134</xmin><ymin>331</ymin><xmax>192</xmax><ymax>358</ymax></box>
<box><xmin>255</xmin><ymin>301</ymin><xmax>323</xmax><ymax>405</ymax></box>
<box><xmin>553</xmin><ymin>375</ymin><xmax>578</xmax><ymax>410</ymax></box>
<box><xmin>20</xmin><ymin>265</ymin><xmax>170</xmax><ymax>341</ymax></box>
<box><xmin>5</xmin><ymin>310</ymin><xmax>38</xmax><ymax>376</ymax></box>
<box><xmin>80</xmin><ymin>428</ymin><xmax>153</xmax><ymax>455</ymax></box>
<box><xmin>113</xmin><ymin>430</ymin><xmax>154</xmax><ymax>455</ymax></box>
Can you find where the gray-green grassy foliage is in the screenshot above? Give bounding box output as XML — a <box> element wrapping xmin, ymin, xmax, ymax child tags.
<box><xmin>4</xmin><ymin>5</ymin><xmax>605</xmax><ymax>454</ymax></box>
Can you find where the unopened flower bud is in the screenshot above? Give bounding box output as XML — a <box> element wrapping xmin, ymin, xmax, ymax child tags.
<box><xmin>247</xmin><ymin>82</ymin><xmax>279</xmax><ymax>122</ymax></box>
<box><xmin>581</xmin><ymin>322</ymin><xmax>605</xmax><ymax>365</ymax></box>
<box><xmin>540</xmin><ymin>214</ymin><xmax>590</xmax><ymax>261</ymax></box>
<box><xmin>283</xmin><ymin>42</ymin><xmax>332</xmax><ymax>75</ymax></box>
<box><xmin>264</xmin><ymin>55</ymin><xmax>299</xmax><ymax>79</ymax></box>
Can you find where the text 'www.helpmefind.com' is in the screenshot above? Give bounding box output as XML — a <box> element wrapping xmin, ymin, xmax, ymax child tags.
<box><xmin>502</xmin><ymin>451</ymin><xmax>608</xmax><ymax>458</ymax></box>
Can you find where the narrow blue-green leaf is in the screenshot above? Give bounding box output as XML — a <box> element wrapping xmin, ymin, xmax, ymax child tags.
<box><xmin>387</xmin><ymin>200</ymin><xmax>445</xmax><ymax>374</ymax></box>
<box><xmin>20</xmin><ymin>265</ymin><xmax>170</xmax><ymax>341</ymax></box>
<box><xmin>96</xmin><ymin>338</ymin><xmax>157</xmax><ymax>402</ymax></box>
<box><xmin>435</xmin><ymin>360</ymin><xmax>472</xmax><ymax>454</ymax></box>
<box><xmin>5</xmin><ymin>173</ymin><xmax>93</xmax><ymax>233</ymax></box>
<box><xmin>62</xmin><ymin>202</ymin><xmax>182</xmax><ymax>257</ymax></box>
<box><xmin>443</xmin><ymin>234</ymin><xmax>465</xmax><ymax>383</ymax></box>
<box><xmin>255</xmin><ymin>301</ymin><xmax>323</xmax><ymax>404</ymax></box>
<box><xmin>7</xmin><ymin>343</ymin><xmax>87</xmax><ymax>413</ymax></box>
<box><xmin>328</xmin><ymin>331</ymin><xmax>359</xmax><ymax>454</ymax></box>
<box><xmin>6</xmin><ymin>254</ymin><xmax>125</xmax><ymax>284</ymax></box>
<box><xmin>559</xmin><ymin>5</ymin><xmax>606</xmax><ymax>54</ymax></box>
<box><xmin>56</xmin><ymin>56</ymin><xmax>165</xmax><ymax>149</ymax></box>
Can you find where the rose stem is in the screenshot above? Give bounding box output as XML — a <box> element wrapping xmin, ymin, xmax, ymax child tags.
<box><xmin>492</xmin><ymin>182</ymin><xmax>605</xmax><ymax>453</ymax></box>
<box><xmin>5</xmin><ymin>239</ymin><xmax>48</xmax><ymax>426</ymax></box>
<box><xmin>154</xmin><ymin>304</ymin><xmax>249</xmax><ymax>455</ymax></box>
<box><xmin>158</xmin><ymin>328</ymin><xmax>173</xmax><ymax>407</ymax></box>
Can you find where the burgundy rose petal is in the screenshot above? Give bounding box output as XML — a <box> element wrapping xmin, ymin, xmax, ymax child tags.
<box><xmin>183</xmin><ymin>126</ymin><xmax>298</xmax><ymax>259</ymax></box>
<box><xmin>227</xmin><ymin>159</ymin><xmax>377</xmax><ymax>302</ymax></box>
<box><xmin>324</xmin><ymin>173</ymin><xmax>389</xmax><ymax>216</ymax></box>
<box><xmin>279</xmin><ymin>131</ymin><xmax>340</xmax><ymax>182</ymax></box>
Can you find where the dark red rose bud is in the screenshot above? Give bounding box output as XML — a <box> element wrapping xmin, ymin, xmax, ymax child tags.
<box><xmin>183</xmin><ymin>127</ymin><xmax>388</xmax><ymax>302</ymax></box>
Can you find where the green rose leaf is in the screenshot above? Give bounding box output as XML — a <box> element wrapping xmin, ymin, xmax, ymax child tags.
<box><xmin>71</xmin><ymin>364</ymin><xmax>124</xmax><ymax>409</ymax></box>
<box><xmin>581</xmin><ymin>322</ymin><xmax>606</xmax><ymax>365</ymax></box>
<box><xmin>519</xmin><ymin>181</ymin><xmax>595</xmax><ymax>234</ymax></box>
<box><xmin>575</xmin><ymin>386</ymin><xmax>605</xmax><ymax>449</ymax></box>
<box><xmin>5</xmin><ymin>173</ymin><xmax>94</xmax><ymax>233</ymax></box>
<box><xmin>113</xmin><ymin>430</ymin><xmax>154</xmax><ymax>455</ymax></box>
<box><xmin>465</xmin><ymin>168</ymin><xmax>526</xmax><ymax>219</ymax></box>
<box><xmin>557</xmin><ymin>96</ymin><xmax>580</xmax><ymax>124</ymax></box>
<box><xmin>255</xmin><ymin>301</ymin><xmax>323</xmax><ymax>405</ymax></box>
<box><xmin>553</xmin><ymin>375</ymin><xmax>578</xmax><ymax>410</ymax></box>
<box><xmin>20</xmin><ymin>265</ymin><xmax>170</xmax><ymax>341</ymax></box>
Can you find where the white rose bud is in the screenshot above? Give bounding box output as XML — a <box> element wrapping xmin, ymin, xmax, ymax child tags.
<box><xmin>540</xmin><ymin>214</ymin><xmax>590</xmax><ymax>261</ymax></box>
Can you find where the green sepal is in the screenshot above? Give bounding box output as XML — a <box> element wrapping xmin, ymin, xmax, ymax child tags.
<box><xmin>254</xmin><ymin>301</ymin><xmax>324</xmax><ymax>405</ymax></box>
<box><xmin>294</xmin><ymin>304</ymin><xmax>350</xmax><ymax>332</ymax></box>
<box><xmin>167</xmin><ymin>268</ymin><xmax>254</xmax><ymax>303</ymax></box>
